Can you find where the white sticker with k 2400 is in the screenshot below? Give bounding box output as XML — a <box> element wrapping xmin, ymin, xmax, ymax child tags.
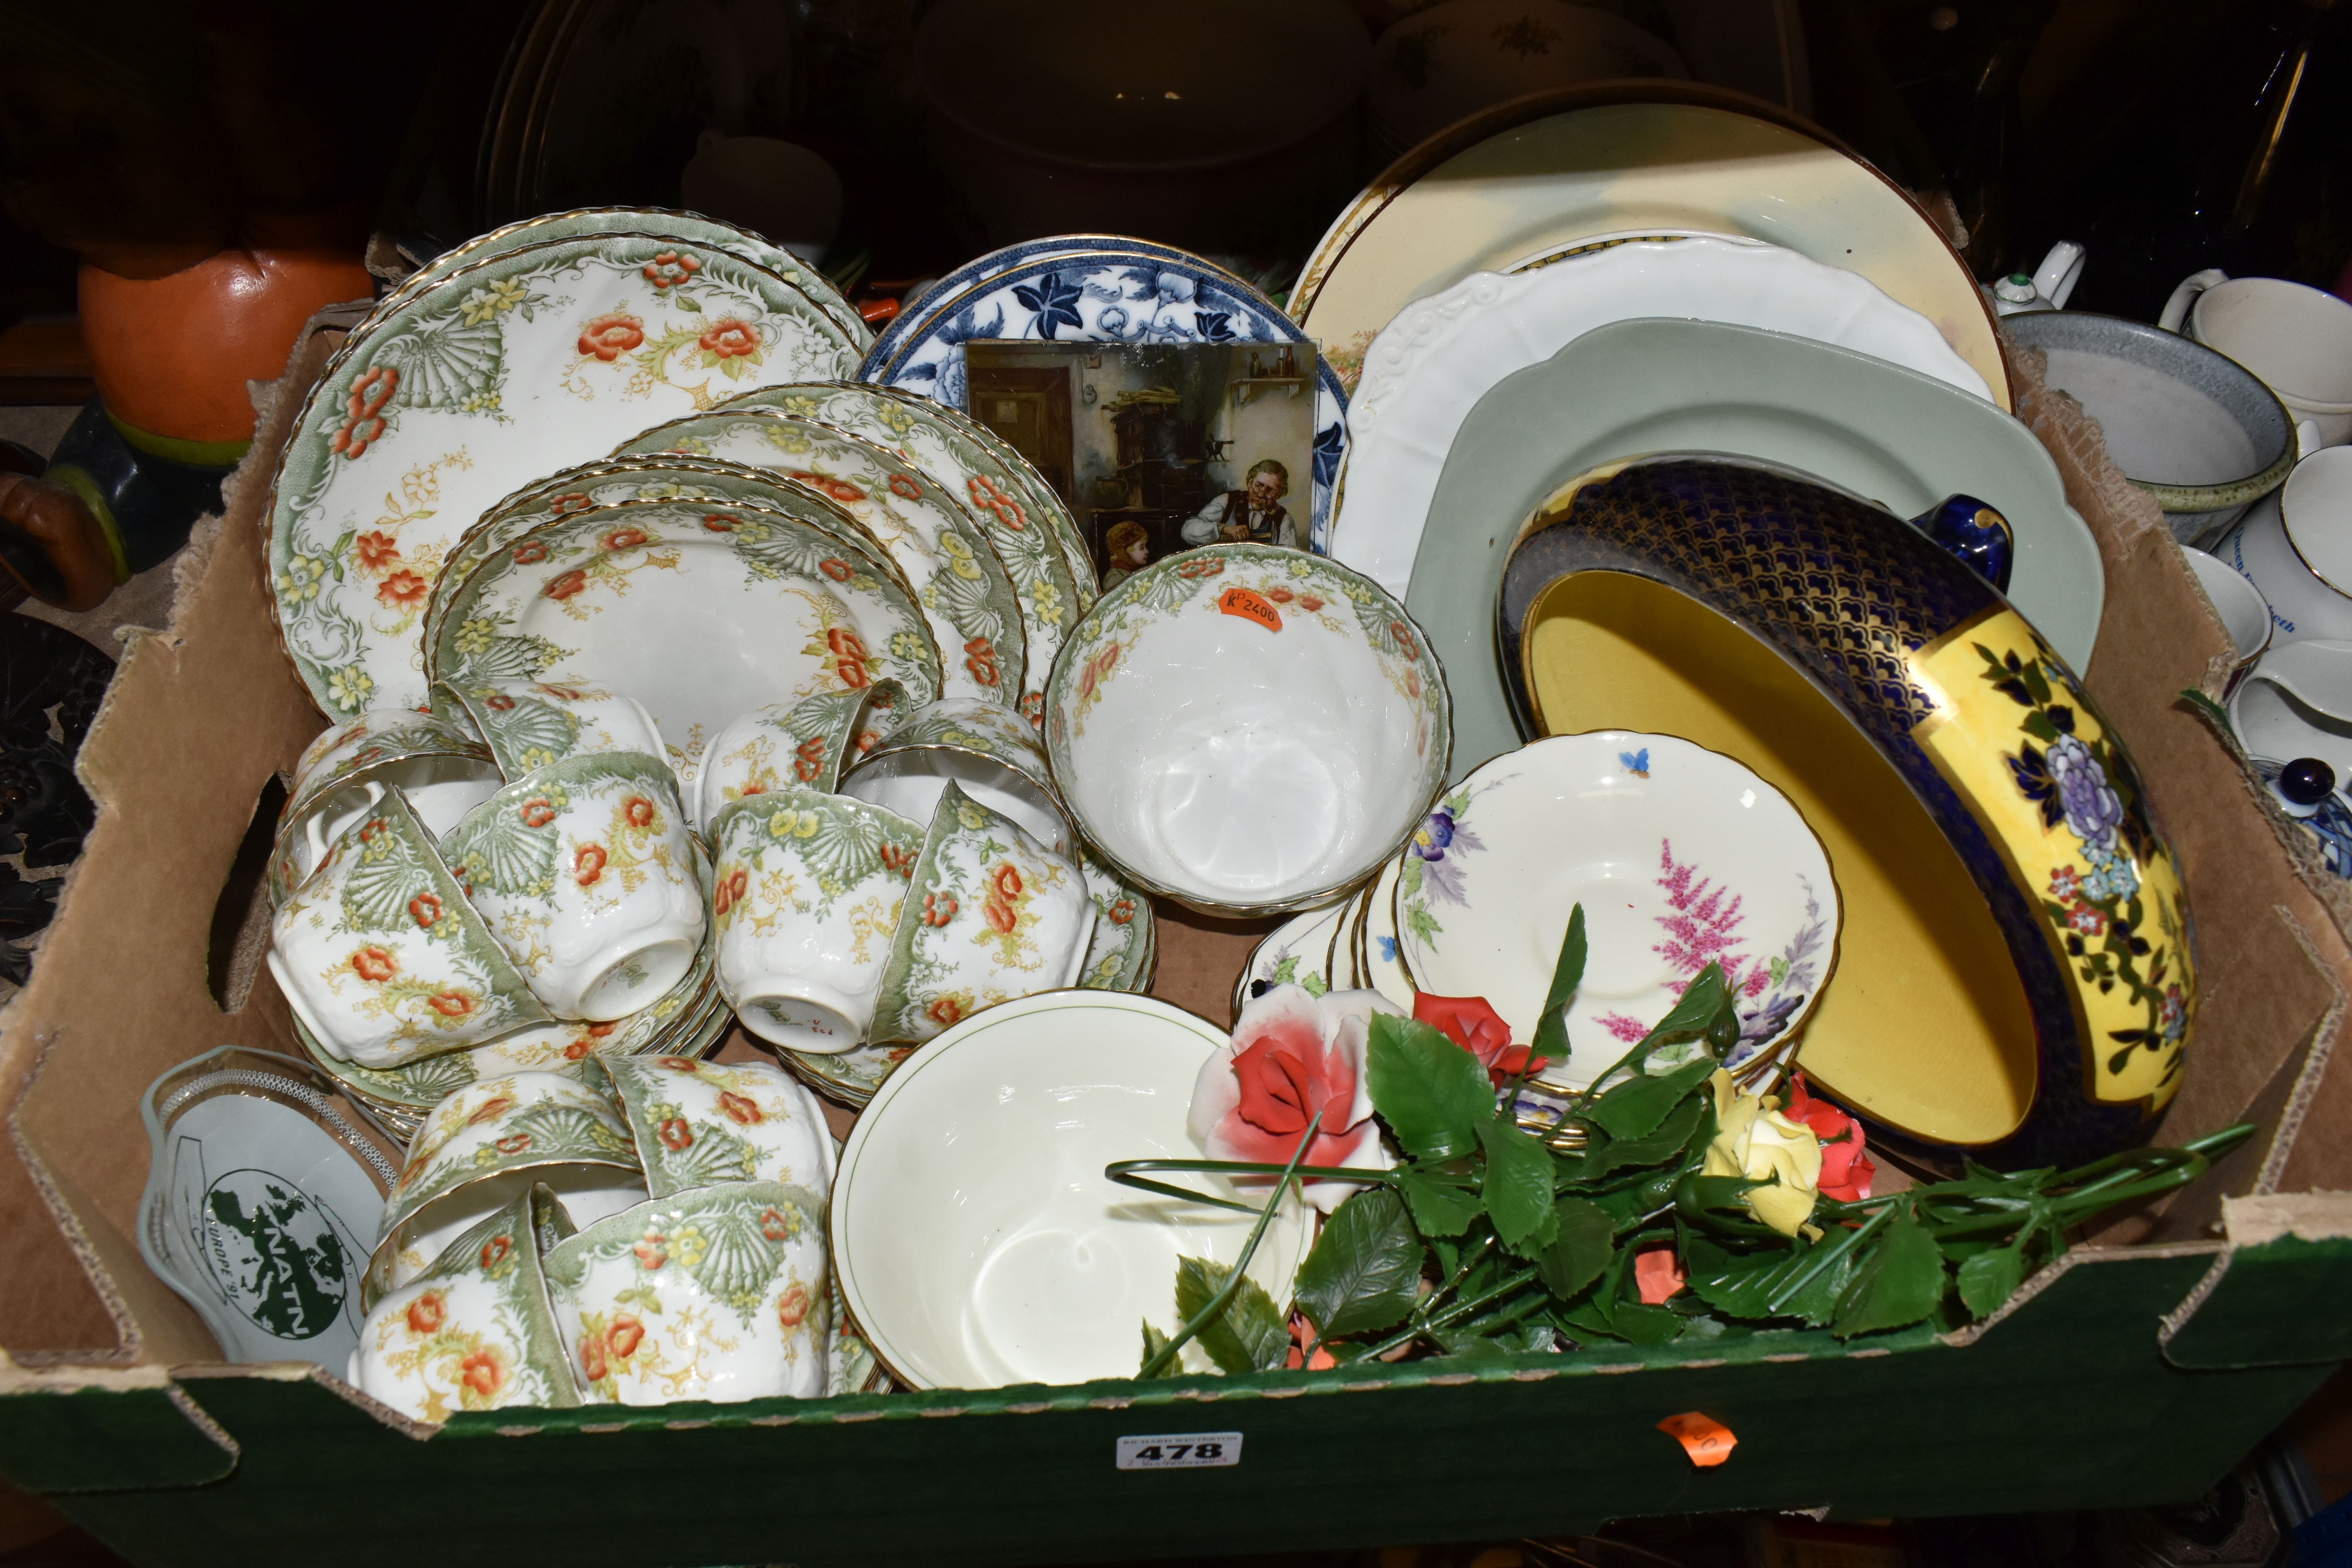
<box><xmin>1115</xmin><ymin>1432</ymin><xmax>1243</xmax><ymax>1470</ymax></box>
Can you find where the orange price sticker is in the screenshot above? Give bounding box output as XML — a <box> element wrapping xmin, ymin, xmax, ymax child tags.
<box><xmin>1656</xmin><ymin>1411</ymin><xmax>1737</xmax><ymax>1468</ymax></box>
<box><xmin>1217</xmin><ymin>586</ymin><xmax>1283</xmax><ymax>632</ymax></box>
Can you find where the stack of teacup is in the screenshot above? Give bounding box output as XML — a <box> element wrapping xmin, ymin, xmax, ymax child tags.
<box><xmin>267</xmin><ymin>682</ymin><xmax>728</xmax><ymax>1139</ymax></box>
<box><xmin>695</xmin><ymin>687</ymin><xmax>1118</xmax><ymax>1105</ymax></box>
<box><xmin>347</xmin><ymin>1054</ymin><xmax>875</xmax><ymax>1415</ymax></box>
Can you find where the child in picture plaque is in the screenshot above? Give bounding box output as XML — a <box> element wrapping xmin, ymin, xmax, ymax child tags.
<box><xmin>1102</xmin><ymin>520</ymin><xmax>1152</xmax><ymax>591</ymax></box>
<box><xmin>1180</xmin><ymin>459</ymin><xmax>1299</xmax><ymax>550</ymax></box>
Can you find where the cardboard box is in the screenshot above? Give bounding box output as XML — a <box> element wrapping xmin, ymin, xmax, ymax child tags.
<box><xmin>4</xmin><ymin>316</ymin><xmax>2352</xmax><ymax>1568</ymax></box>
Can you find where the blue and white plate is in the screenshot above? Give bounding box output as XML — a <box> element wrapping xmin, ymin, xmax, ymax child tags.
<box><xmin>858</xmin><ymin>236</ymin><xmax>1349</xmax><ymax>550</ymax></box>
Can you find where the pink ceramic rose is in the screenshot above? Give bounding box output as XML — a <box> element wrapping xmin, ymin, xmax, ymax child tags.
<box><xmin>1187</xmin><ymin>984</ymin><xmax>1401</xmax><ymax>1213</ymax></box>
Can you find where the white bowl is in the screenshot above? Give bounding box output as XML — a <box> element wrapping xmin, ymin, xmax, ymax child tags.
<box><xmin>1044</xmin><ymin>543</ymin><xmax>1452</xmax><ymax>916</ymax></box>
<box><xmin>832</xmin><ymin>990</ymin><xmax>1312</xmax><ymax>1390</ymax></box>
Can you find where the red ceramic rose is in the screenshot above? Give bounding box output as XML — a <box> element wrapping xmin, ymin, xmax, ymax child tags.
<box><xmin>1783</xmin><ymin>1073</ymin><xmax>1875</xmax><ymax>1202</ymax></box>
<box><xmin>1413</xmin><ymin>992</ymin><xmax>1548</xmax><ymax>1088</ymax></box>
<box><xmin>1634</xmin><ymin>1243</ymin><xmax>1686</xmax><ymax>1304</ymax></box>
<box><xmin>1187</xmin><ymin>984</ymin><xmax>1399</xmax><ymax>1213</ymax></box>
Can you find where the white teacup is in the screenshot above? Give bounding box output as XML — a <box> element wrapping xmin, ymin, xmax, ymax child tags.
<box><xmin>543</xmin><ymin>1180</ymin><xmax>831</xmax><ymax>1406</ymax></box>
<box><xmin>2164</xmin><ymin>271</ymin><xmax>2352</xmax><ymax>448</ymax></box>
<box><xmin>2216</xmin><ymin>448</ymin><xmax>2352</xmax><ymax>645</ymax></box>
<box><xmin>868</xmin><ymin>781</ymin><xmax>1092</xmax><ymax>1045</ymax></box>
<box><xmin>436</xmin><ymin>678</ymin><xmax>670</xmax><ymax>784</ymax></box>
<box><xmin>601</xmin><ymin>1054</ymin><xmax>838</xmax><ymax>1199</ymax></box>
<box><xmin>272</xmin><ymin>710</ymin><xmax>503</xmax><ymax>907</ymax></box>
<box><xmin>693</xmin><ymin>682</ymin><xmax>906</xmax><ymax>832</ymax></box>
<box><xmin>269</xmin><ymin>790</ymin><xmax>553</xmax><ymax>1069</ymax></box>
<box><xmin>838</xmin><ymin>695</ymin><xmax>1071</xmax><ymax>852</ymax></box>
<box><xmin>439</xmin><ymin>751</ymin><xmax>706</xmax><ymax>1020</ymax></box>
<box><xmin>2230</xmin><ymin>640</ymin><xmax>2352</xmax><ymax>784</ymax></box>
<box><xmin>708</xmin><ymin>787</ymin><xmax>926</xmax><ymax>1053</ymax></box>
<box><xmin>2180</xmin><ymin>547</ymin><xmax>2272</xmax><ymax>692</ymax></box>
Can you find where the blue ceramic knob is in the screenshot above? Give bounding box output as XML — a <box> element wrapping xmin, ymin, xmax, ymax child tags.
<box><xmin>1914</xmin><ymin>494</ymin><xmax>2014</xmax><ymax>593</ymax></box>
<box><xmin>2278</xmin><ymin>757</ymin><xmax>2337</xmax><ymax>810</ymax></box>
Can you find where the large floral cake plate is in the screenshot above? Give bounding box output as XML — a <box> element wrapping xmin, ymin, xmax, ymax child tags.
<box><xmin>427</xmin><ymin>496</ymin><xmax>942</xmax><ymax>771</ymax></box>
<box><xmin>268</xmin><ymin>232</ymin><xmax>861</xmax><ymax>717</ymax></box>
<box><xmin>856</xmin><ymin>237</ymin><xmax>1350</xmax><ymax>551</ymax></box>
<box><xmin>1395</xmin><ymin>731</ymin><xmax>1840</xmax><ymax>1092</ymax></box>
<box><xmin>425</xmin><ymin>455</ymin><xmax>910</xmax><ymax>659</ymax></box>
<box><xmin>613</xmin><ymin>410</ymin><xmax>1027</xmax><ymax>710</ymax></box>
<box><xmin>717</xmin><ymin>383</ymin><xmax>1080</xmax><ymax>724</ymax></box>
<box><xmin>372</xmin><ymin>207</ymin><xmax>870</xmax><ymax>350</ymax></box>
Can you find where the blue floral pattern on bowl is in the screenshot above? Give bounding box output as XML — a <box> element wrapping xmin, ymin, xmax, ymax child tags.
<box><xmin>858</xmin><ymin>238</ymin><xmax>1350</xmax><ymax>551</ymax></box>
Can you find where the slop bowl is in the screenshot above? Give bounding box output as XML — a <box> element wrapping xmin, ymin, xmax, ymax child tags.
<box><xmin>1044</xmin><ymin>543</ymin><xmax>1450</xmax><ymax>916</ymax></box>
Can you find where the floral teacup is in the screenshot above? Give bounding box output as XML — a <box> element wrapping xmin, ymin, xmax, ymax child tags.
<box><xmin>269</xmin><ymin>789</ymin><xmax>553</xmax><ymax>1069</ymax></box>
<box><xmin>543</xmin><ymin>1180</ymin><xmax>830</xmax><ymax>1405</ymax></box>
<box><xmin>436</xmin><ymin>678</ymin><xmax>670</xmax><ymax>785</ymax></box>
<box><xmin>870</xmin><ymin>781</ymin><xmax>1092</xmax><ymax>1045</ymax></box>
<box><xmin>839</xmin><ymin>695</ymin><xmax>1072</xmax><ymax>852</ymax></box>
<box><xmin>602</xmin><ymin>1054</ymin><xmax>838</xmax><ymax>1199</ymax></box>
<box><xmin>351</xmin><ymin>1183</ymin><xmax>581</xmax><ymax>1421</ymax></box>
<box><xmin>367</xmin><ymin>1069</ymin><xmax>644</xmax><ymax>1303</ymax></box>
<box><xmin>693</xmin><ymin>681</ymin><xmax>907</xmax><ymax>832</ymax></box>
<box><xmin>271</xmin><ymin>708</ymin><xmax>503</xmax><ymax>907</ymax></box>
<box><xmin>440</xmin><ymin>751</ymin><xmax>706</xmax><ymax>1020</ymax></box>
<box><xmin>708</xmin><ymin>787</ymin><xmax>925</xmax><ymax>1052</ymax></box>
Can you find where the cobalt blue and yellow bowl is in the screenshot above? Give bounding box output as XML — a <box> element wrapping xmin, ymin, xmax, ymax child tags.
<box><xmin>1497</xmin><ymin>454</ymin><xmax>2191</xmax><ymax>1169</ymax></box>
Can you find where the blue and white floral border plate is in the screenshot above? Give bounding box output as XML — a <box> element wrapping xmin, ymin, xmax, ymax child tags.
<box><xmin>857</xmin><ymin>236</ymin><xmax>1349</xmax><ymax>551</ymax></box>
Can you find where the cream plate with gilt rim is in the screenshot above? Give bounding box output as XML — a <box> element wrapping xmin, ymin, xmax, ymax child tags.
<box><xmin>1394</xmin><ymin>731</ymin><xmax>1840</xmax><ymax>1092</ymax></box>
<box><xmin>374</xmin><ymin>207</ymin><xmax>869</xmax><ymax>348</ymax></box>
<box><xmin>426</xmin><ymin>454</ymin><xmax>909</xmax><ymax>659</ymax></box>
<box><xmin>427</xmin><ymin>496</ymin><xmax>942</xmax><ymax>773</ymax></box>
<box><xmin>270</xmin><ymin>233</ymin><xmax>861</xmax><ymax>717</ymax></box>
<box><xmin>720</xmin><ymin>382</ymin><xmax>1084</xmax><ymax>725</ymax></box>
<box><xmin>1045</xmin><ymin>542</ymin><xmax>1450</xmax><ymax>916</ymax></box>
<box><xmin>613</xmin><ymin>409</ymin><xmax>1027</xmax><ymax>710</ymax></box>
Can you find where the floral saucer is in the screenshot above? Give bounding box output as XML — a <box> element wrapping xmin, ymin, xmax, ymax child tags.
<box><xmin>1394</xmin><ymin>732</ymin><xmax>1840</xmax><ymax>1090</ymax></box>
<box><xmin>719</xmin><ymin>383</ymin><xmax>1089</xmax><ymax>719</ymax></box>
<box><xmin>613</xmin><ymin>410</ymin><xmax>1027</xmax><ymax>710</ymax></box>
<box><xmin>268</xmin><ymin>232</ymin><xmax>862</xmax><ymax>717</ymax></box>
<box><xmin>427</xmin><ymin>496</ymin><xmax>942</xmax><ymax>773</ymax></box>
<box><xmin>856</xmin><ymin>237</ymin><xmax>1350</xmax><ymax>550</ymax></box>
<box><xmin>1231</xmin><ymin>897</ymin><xmax>1349</xmax><ymax>1018</ymax></box>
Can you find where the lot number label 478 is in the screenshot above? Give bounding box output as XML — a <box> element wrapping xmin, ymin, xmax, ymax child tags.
<box><xmin>1116</xmin><ymin>1432</ymin><xmax>1243</xmax><ymax>1470</ymax></box>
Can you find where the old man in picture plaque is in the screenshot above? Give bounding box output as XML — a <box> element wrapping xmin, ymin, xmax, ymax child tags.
<box><xmin>1180</xmin><ymin>458</ymin><xmax>1299</xmax><ymax>550</ymax></box>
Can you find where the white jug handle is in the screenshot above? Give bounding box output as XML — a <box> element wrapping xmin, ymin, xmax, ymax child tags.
<box><xmin>305</xmin><ymin>779</ymin><xmax>387</xmax><ymax>868</ymax></box>
<box><xmin>2302</xmin><ymin>419</ymin><xmax>2326</xmax><ymax>461</ymax></box>
<box><xmin>2032</xmin><ymin>241</ymin><xmax>2086</xmax><ymax>310</ymax></box>
<box><xmin>2160</xmin><ymin>268</ymin><xmax>2230</xmax><ymax>333</ymax></box>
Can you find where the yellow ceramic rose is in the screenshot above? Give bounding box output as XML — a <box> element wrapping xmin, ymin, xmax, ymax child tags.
<box><xmin>1701</xmin><ymin>1069</ymin><xmax>1824</xmax><ymax>1238</ymax></box>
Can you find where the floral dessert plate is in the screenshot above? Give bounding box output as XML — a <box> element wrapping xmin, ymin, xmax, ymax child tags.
<box><xmin>428</xmin><ymin>496</ymin><xmax>942</xmax><ymax>773</ymax></box>
<box><xmin>1357</xmin><ymin>853</ymin><xmax>1414</xmax><ymax>1012</ymax></box>
<box><xmin>1288</xmin><ymin>91</ymin><xmax>2009</xmax><ymax>408</ymax></box>
<box><xmin>426</xmin><ymin>454</ymin><xmax>911</xmax><ymax>659</ymax></box>
<box><xmin>1408</xmin><ymin>318</ymin><xmax>2100</xmax><ymax>782</ymax></box>
<box><xmin>138</xmin><ymin>1047</ymin><xmax>398</xmax><ymax>1374</ymax></box>
<box><xmin>719</xmin><ymin>383</ymin><xmax>1086</xmax><ymax>719</ymax></box>
<box><xmin>1396</xmin><ymin>732</ymin><xmax>1840</xmax><ymax>1090</ymax></box>
<box><xmin>1231</xmin><ymin>897</ymin><xmax>1347</xmax><ymax>1018</ymax></box>
<box><xmin>1333</xmin><ymin>233</ymin><xmax>1990</xmax><ymax>601</ymax></box>
<box><xmin>833</xmin><ymin>990</ymin><xmax>1311</xmax><ymax>1389</ymax></box>
<box><xmin>613</xmin><ymin>410</ymin><xmax>1027</xmax><ymax>709</ymax></box>
<box><xmin>1075</xmin><ymin>840</ymin><xmax>1155</xmax><ymax>993</ymax></box>
<box><xmin>857</xmin><ymin>237</ymin><xmax>1351</xmax><ymax>551</ymax></box>
<box><xmin>372</xmin><ymin>208</ymin><xmax>869</xmax><ymax>350</ymax></box>
<box><xmin>269</xmin><ymin>232</ymin><xmax>860</xmax><ymax>717</ymax></box>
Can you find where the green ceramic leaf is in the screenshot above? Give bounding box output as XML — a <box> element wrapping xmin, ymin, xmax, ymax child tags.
<box><xmin>1684</xmin><ymin>1234</ymin><xmax>1853</xmax><ymax>1328</ymax></box>
<box><xmin>1396</xmin><ymin>1171</ymin><xmax>1481</xmax><ymax>1238</ymax></box>
<box><xmin>1583</xmin><ymin>1057</ymin><xmax>1717</xmax><ymax>1143</ymax></box>
<box><xmin>1534</xmin><ymin>1197</ymin><xmax>1614</xmax><ymax>1301</ymax></box>
<box><xmin>1529</xmin><ymin>904</ymin><xmax>1587</xmax><ymax>1068</ymax></box>
<box><xmin>1291</xmin><ymin>1187</ymin><xmax>1423</xmax><ymax>1339</ymax></box>
<box><xmin>1138</xmin><ymin>1323</ymin><xmax>1180</xmax><ymax>1379</ymax></box>
<box><xmin>1832</xmin><ymin>1206</ymin><xmax>1947</xmax><ymax>1338</ymax></box>
<box><xmin>1366</xmin><ymin>1014</ymin><xmax>1493</xmax><ymax>1161</ymax></box>
<box><xmin>1564</xmin><ymin>1097</ymin><xmax>1709</xmax><ymax>1184</ymax></box>
<box><xmin>1608</xmin><ymin>1303</ymin><xmax>1686</xmax><ymax>1345</ymax></box>
<box><xmin>1174</xmin><ymin>1256</ymin><xmax>1290</xmax><ymax>1376</ymax></box>
<box><xmin>1478</xmin><ymin>1117</ymin><xmax>1555</xmax><ymax>1249</ymax></box>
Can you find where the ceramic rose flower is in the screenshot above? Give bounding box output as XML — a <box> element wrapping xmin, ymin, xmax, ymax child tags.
<box><xmin>1187</xmin><ymin>984</ymin><xmax>1401</xmax><ymax>1213</ymax></box>
<box><xmin>1700</xmin><ymin>1069</ymin><xmax>1824</xmax><ymax>1238</ymax></box>
<box><xmin>1782</xmin><ymin>1074</ymin><xmax>1875</xmax><ymax>1202</ymax></box>
<box><xmin>1413</xmin><ymin>992</ymin><xmax>1547</xmax><ymax>1087</ymax></box>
